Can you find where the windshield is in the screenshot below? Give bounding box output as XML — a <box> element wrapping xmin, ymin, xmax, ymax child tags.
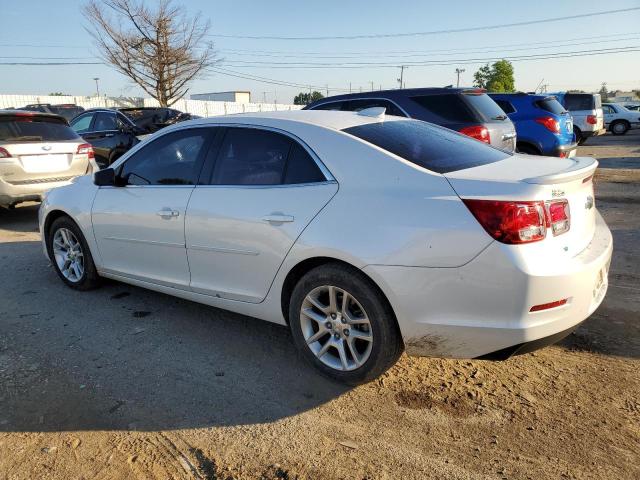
<box><xmin>342</xmin><ymin>120</ymin><xmax>510</xmax><ymax>174</ymax></box>
<box><xmin>0</xmin><ymin>116</ymin><xmax>80</xmax><ymax>142</ymax></box>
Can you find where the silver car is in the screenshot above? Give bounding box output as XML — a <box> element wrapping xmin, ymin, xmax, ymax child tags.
<box><xmin>0</xmin><ymin>111</ymin><xmax>97</xmax><ymax>208</ymax></box>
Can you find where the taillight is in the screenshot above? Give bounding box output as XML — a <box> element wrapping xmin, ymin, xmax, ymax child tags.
<box><xmin>463</xmin><ymin>200</ymin><xmax>547</xmax><ymax>244</ymax></box>
<box><xmin>463</xmin><ymin>198</ymin><xmax>571</xmax><ymax>244</ymax></box>
<box><xmin>587</xmin><ymin>115</ymin><xmax>597</xmax><ymax>125</ymax></box>
<box><xmin>76</xmin><ymin>143</ymin><xmax>95</xmax><ymax>159</ymax></box>
<box><xmin>535</xmin><ymin>116</ymin><xmax>560</xmax><ymax>134</ymax></box>
<box><xmin>547</xmin><ymin>199</ymin><xmax>570</xmax><ymax>236</ymax></box>
<box><xmin>459</xmin><ymin>125</ymin><xmax>491</xmax><ymax>144</ymax></box>
<box><xmin>0</xmin><ymin>147</ymin><xmax>11</xmax><ymax>158</ymax></box>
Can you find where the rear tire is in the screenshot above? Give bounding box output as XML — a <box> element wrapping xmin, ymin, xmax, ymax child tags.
<box><xmin>48</xmin><ymin>216</ymin><xmax>101</xmax><ymax>291</ymax></box>
<box><xmin>610</xmin><ymin>120</ymin><xmax>630</xmax><ymax>135</ymax></box>
<box><xmin>288</xmin><ymin>263</ymin><xmax>403</xmax><ymax>385</ymax></box>
<box><xmin>574</xmin><ymin>127</ymin><xmax>586</xmax><ymax>145</ymax></box>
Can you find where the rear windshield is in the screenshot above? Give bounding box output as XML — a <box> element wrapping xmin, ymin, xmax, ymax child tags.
<box><xmin>463</xmin><ymin>93</ymin><xmax>508</xmax><ymax>121</ymax></box>
<box><xmin>0</xmin><ymin>116</ymin><xmax>80</xmax><ymax>142</ymax></box>
<box><xmin>564</xmin><ymin>94</ymin><xmax>600</xmax><ymax>111</ymax></box>
<box><xmin>535</xmin><ymin>97</ymin><xmax>567</xmax><ymax>115</ymax></box>
<box><xmin>342</xmin><ymin>120</ymin><xmax>510</xmax><ymax>174</ymax></box>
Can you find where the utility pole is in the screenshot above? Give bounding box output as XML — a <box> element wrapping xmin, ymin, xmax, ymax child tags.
<box><xmin>455</xmin><ymin>68</ymin><xmax>465</xmax><ymax>88</ymax></box>
<box><xmin>349</xmin><ymin>82</ymin><xmax>352</xmax><ymax>93</ymax></box>
<box><xmin>326</xmin><ymin>84</ymin><xmax>329</xmax><ymax>97</ymax></box>
<box><xmin>92</xmin><ymin>77</ymin><xmax>100</xmax><ymax>97</ymax></box>
<box><xmin>397</xmin><ymin>66</ymin><xmax>407</xmax><ymax>89</ymax></box>
<box><xmin>370</xmin><ymin>81</ymin><xmax>374</xmax><ymax>91</ymax></box>
<box><xmin>262</xmin><ymin>91</ymin><xmax>267</xmax><ymax>103</ymax></box>
<box><xmin>308</xmin><ymin>87</ymin><xmax>312</xmax><ymax>105</ymax></box>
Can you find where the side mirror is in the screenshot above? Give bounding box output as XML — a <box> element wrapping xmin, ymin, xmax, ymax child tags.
<box><xmin>94</xmin><ymin>168</ymin><xmax>115</xmax><ymax>186</ymax></box>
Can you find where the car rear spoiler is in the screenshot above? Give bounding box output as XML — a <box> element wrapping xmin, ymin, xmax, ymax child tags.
<box><xmin>523</xmin><ymin>157</ymin><xmax>598</xmax><ymax>185</ymax></box>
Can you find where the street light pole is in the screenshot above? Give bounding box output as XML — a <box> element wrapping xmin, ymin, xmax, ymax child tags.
<box><xmin>92</xmin><ymin>77</ymin><xmax>100</xmax><ymax>97</ymax></box>
<box><xmin>455</xmin><ymin>68</ymin><xmax>465</xmax><ymax>88</ymax></box>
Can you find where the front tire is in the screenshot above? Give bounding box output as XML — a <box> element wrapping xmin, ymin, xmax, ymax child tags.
<box><xmin>289</xmin><ymin>263</ymin><xmax>403</xmax><ymax>385</ymax></box>
<box><xmin>48</xmin><ymin>216</ymin><xmax>101</xmax><ymax>290</ymax></box>
<box><xmin>610</xmin><ymin>120</ymin><xmax>630</xmax><ymax>135</ymax></box>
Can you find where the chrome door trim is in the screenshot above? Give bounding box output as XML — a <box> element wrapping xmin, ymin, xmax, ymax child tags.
<box><xmin>103</xmin><ymin>236</ymin><xmax>185</xmax><ymax>248</ymax></box>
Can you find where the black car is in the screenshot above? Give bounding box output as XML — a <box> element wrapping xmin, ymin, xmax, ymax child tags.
<box><xmin>69</xmin><ymin>108</ymin><xmax>145</xmax><ymax>168</ymax></box>
<box><xmin>21</xmin><ymin>103</ymin><xmax>85</xmax><ymax>121</ymax></box>
<box><xmin>304</xmin><ymin>87</ymin><xmax>517</xmax><ymax>151</ymax></box>
<box><xmin>119</xmin><ymin>107</ymin><xmax>200</xmax><ymax>134</ymax></box>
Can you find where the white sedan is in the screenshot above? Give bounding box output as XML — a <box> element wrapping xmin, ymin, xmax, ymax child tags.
<box><xmin>39</xmin><ymin>109</ymin><xmax>612</xmax><ymax>384</ymax></box>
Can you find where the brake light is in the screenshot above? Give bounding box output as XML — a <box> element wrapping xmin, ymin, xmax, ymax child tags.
<box><xmin>535</xmin><ymin>116</ymin><xmax>560</xmax><ymax>134</ymax></box>
<box><xmin>587</xmin><ymin>115</ymin><xmax>597</xmax><ymax>125</ymax></box>
<box><xmin>463</xmin><ymin>200</ymin><xmax>547</xmax><ymax>244</ymax></box>
<box><xmin>459</xmin><ymin>125</ymin><xmax>491</xmax><ymax>144</ymax></box>
<box><xmin>547</xmin><ymin>199</ymin><xmax>571</xmax><ymax>236</ymax></box>
<box><xmin>530</xmin><ymin>298</ymin><xmax>568</xmax><ymax>312</ymax></box>
<box><xmin>0</xmin><ymin>147</ymin><xmax>11</xmax><ymax>158</ymax></box>
<box><xmin>463</xmin><ymin>198</ymin><xmax>572</xmax><ymax>244</ymax></box>
<box><xmin>76</xmin><ymin>143</ymin><xmax>95</xmax><ymax>159</ymax></box>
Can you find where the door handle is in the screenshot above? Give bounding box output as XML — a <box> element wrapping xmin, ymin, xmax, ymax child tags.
<box><xmin>262</xmin><ymin>214</ymin><xmax>294</xmax><ymax>223</ymax></box>
<box><xmin>156</xmin><ymin>208</ymin><xmax>180</xmax><ymax>219</ymax></box>
<box><xmin>104</xmin><ymin>133</ymin><xmax>114</xmax><ymax>137</ymax></box>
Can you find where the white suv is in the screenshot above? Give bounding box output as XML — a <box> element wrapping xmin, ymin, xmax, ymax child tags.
<box><xmin>0</xmin><ymin>111</ymin><xmax>97</xmax><ymax>208</ymax></box>
<box><xmin>602</xmin><ymin>102</ymin><xmax>640</xmax><ymax>135</ymax></box>
<box><xmin>553</xmin><ymin>92</ymin><xmax>606</xmax><ymax>145</ymax></box>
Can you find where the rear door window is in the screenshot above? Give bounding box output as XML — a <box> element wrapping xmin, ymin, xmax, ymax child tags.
<box><xmin>535</xmin><ymin>97</ymin><xmax>567</xmax><ymax>115</ymax></box>
<box><xmin>564</xmin><ymin>94</ymin><xmax>596</xmax><ymax>111</ymax></box>
<box><xmin>0</xmin><ymin>116</ymin><xmax>80</xmax><ymax>142</ymax></box>
<box><xmin>93</xmin><ymin>112</ymin><xmax>118</xmax><ymax>131</ymax></box>
<box><xmin>410</xmin><ymin>94</ymin><xmax>476</xmax><ymax>122</ymax></box>
<box><xmin>208</xmin><ymin>128</ymin><xmax>326</xmax><ymax>186</ymax></box>
<box><xmin>343</xmin><ymin>120</ymin><xmax>510</xmax><ymax>174</ymax></box>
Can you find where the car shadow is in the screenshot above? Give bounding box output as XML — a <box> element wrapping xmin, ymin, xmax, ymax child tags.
<box><xmin>0</xmin><ymin>239</ymin><xmax>349</xmax><ymax>433</ymax></box>
<box><xmin>0</xmin><ymin>202</ymin><xmax>40</xmax><ymax>233</ymax></box>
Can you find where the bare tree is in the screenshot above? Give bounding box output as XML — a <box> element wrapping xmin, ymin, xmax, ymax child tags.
<box><xmin>83</xmin><ymin>0</ymin><xmax>217</xmax><ymax>106</ymax></box>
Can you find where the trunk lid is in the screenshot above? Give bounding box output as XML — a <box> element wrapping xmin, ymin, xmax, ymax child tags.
<box><xmin>444</xmin><ymin>154</ymin><xmax>597</xmax><ymax>257</ymax></box>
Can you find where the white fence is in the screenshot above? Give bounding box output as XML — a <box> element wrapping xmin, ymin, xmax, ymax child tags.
<box><xmin>0</xmin><ymin>94</ymin><xmax>302</xmax><ymax>117</ymax></box>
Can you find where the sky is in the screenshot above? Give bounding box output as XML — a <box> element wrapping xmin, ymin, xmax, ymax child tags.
<box><xmin>1</xmin><ymin>0</ymin><xmax>639</xmax><ymax>104</ymax></box>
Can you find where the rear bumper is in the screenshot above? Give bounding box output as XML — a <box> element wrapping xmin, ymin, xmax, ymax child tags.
<box><xmin>0</xmin><ymin>177</ymin><xmax>75</xmax><ymax>206</ymax></box>
<box><xmin>363</xmin><ymin>211</ymin><xmax>613</xmax><ymax>359</ymax></box>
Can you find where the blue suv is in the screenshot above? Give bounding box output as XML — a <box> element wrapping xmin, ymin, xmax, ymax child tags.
<box><xmin>489</xmin><ymin>93</ymin><xmax>577</xmax><ymax>157</ymax></box>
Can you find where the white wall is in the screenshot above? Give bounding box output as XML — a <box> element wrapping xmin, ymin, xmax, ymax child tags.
<box><xmin>0</xmin><ymin>94</ymin><xmax>301</xmax><ymax>117</ymax></box>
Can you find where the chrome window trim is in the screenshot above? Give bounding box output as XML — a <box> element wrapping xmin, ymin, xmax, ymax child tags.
<box><xmin>109</xmin><ymin>122</ymin><xmax>335</xmax><ymax>184</ymax></box>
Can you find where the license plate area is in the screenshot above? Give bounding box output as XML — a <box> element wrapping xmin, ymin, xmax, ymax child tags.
<box><xmin>20</xmin><ymin>154</ymin><xmax>70</xmax><ymax>173</ymax></box>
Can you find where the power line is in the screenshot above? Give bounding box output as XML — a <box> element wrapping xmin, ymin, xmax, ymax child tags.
<box><xmin>220</xmin><ymin>46</ymin><xmax>640</xmax><ymax>68</ymax></box>
<box><xmin>208</xmin><ymin>8</ymin><xmax>640</xmax><ymax>40</ymax></box>
<box><xmin>217</xmin><ymin>32</ymin><xmax>640</xmax><ymax>58</ymax></box>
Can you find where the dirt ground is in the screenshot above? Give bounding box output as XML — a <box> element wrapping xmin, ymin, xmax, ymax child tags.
<box><xmin>1</xmin><ymin>132</ymin><xmax>639</xmax><ymax>480</ymax></box>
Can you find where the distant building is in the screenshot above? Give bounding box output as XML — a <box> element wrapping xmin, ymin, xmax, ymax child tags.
<box><xmin>610</xmin><ymin>91</ymin><xmax>639</xmax><ymax>103</ymax></box>
<box><xmin>190</xmin><ymin>91</ymin><xmax>251</xmax><ymax>103</ymax></box>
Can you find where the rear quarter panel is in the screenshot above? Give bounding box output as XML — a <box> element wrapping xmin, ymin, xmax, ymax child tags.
<box><xmin>288</xmin><ymin>127</ymin><xmax>494</xmax><ymax>268</ymax></box>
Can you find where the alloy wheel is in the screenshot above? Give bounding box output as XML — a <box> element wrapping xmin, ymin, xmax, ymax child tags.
<box><xmin>52</xmin><ymin>228</ymin><xmax>85</xmax><ymax>283</ymax></box>
<box><xmin>300</xmin><ymin>285</ymin><xmax>373</xmax><ymax>371</ymax></box>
